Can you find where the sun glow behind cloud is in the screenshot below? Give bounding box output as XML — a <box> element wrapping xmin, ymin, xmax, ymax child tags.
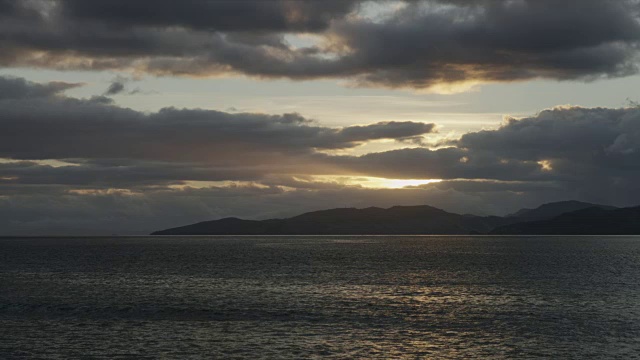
<box><xmin>177</xmin><ymin>177</ymin><xmax>443</xmax><ymax>190</ymax></box>
<box><xmin>373</xmin><ymin>178</ymin><xmax>442</xmax><ymax>189</ymax></box>
<box><xmin>309</xmin><ymin>176</ymin><xmax>442</xmax><ymax>189</ymax></box>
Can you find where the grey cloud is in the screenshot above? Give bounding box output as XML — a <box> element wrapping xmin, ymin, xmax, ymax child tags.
<box><xmin>60</xmin><ymin>0</ymin><xmax>361</xmax><ymax>33</ymax></box>
<box><xmin>103</xmin><ymin>76</ymin><xmax>145</xmax><ymax>96</ymax></box>
<box><xmin>0</xmin><ymin>0</ymin><xmax>43</xmax><ymax>19</ymax></box>
<box><xmin>458</xmin><ymin>106</ymin><xmax>640</xmax><ymax>167</ymax></box>
<box><xmin>455</xmin><ymin>106</ymin><xmax>640</xmax><ymax>204</ymax></box>
<box><xmin>333</xmin><ymin>147</ymin><xmax>548</xmax><ymax>181</ymax></box>
<box><xmin>104</xmin><ymin>80</ymin><xmax>125</xmax><ymax>96</ymax></box>
<box><xmin>339</xmin><ymin>121</ymin><xmax>436</xmax><ymax>142</ymax></box>
<box><xmin>331</xmin><ymin>105</ymin><xmax>640</xmax><ymax>186</ymax></box>
<box><xmin>0</xmin><ymin>76</ymin><xmax>435</xmax><ymax>165</ymax></box>
<box><xmin>0</xmin><ymin>160</ymin><xmax>264</xmax><ymax>188</ymax></box>
<box><xmin>3</xmin><ymin>76</ymin><xmax>640</xmax><ymax>192</ymax></box>
<box><xmin>0</xmin><ymin>76</ymin><xmax>82</xmax><ymax>100</ymax></box>
<box><xmin>0</xmin><ymin>0</ymin><xmax>18</xmax><ymax>15</ymax></box>
<box><xmin>430</xmin><ymin>179</ymin><xmax>565</xmax><ymax>194</ymax></box>
<box><xmin>334</xmin><ymin>0</ymin><xmax>640</xmax><ymax>88</ymax></box>
<box><xmin>2</xmin><ymin>1</ymin><xmax>640</xmax><ymax>89</ymax></box>
<box><xmin>3</xmin><ymin>76</ymin><xmax>640</xmax><ymax>234</ymax></box>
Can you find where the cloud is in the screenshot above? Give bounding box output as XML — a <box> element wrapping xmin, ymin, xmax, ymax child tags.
<box><xmin>2</xmin><ymin>75</ymin><xmax>640</xmax><ymax>234</ymax></box>
<box><xmin>339</xmin><ymin>121</ymin><xmax>436</xmax><ymax>142</ymax></box>
<box><xmin>327</xmin><ymin>105</ymin><xmax>640</xmax><ymax>196</ymax></box>
<box><xmin>104</xmin><ymin>79</ymin><xmax>125</xmax><ymax>96</ymax></box>
<box><xmin>0</xmin><ymin>180</ymin><xmax>546</xmax><ymax>235</ymax></box>
<box><xmin>0</xmin><ymin>76</ymin><xmax>436</xmax><ymax>179</ymax></box>
<box><xmin>0</xmin><ymin>76</ymin><xmax>83</xmax><ymax>100</ymax></box>
<box><xmin>333</xmin><ymin>147</ymin><xmax>548</xmax><ymax>181</ymax></box>
<box><xmin>331</xmin><ymin>0</ymin><xmax>640</xmax><ymax>88</ymax></box>
<box><xmin>103</xmin><ymin>76</ymin><xmax>146</xmax><ymax>96</ymax></box>
<box><xmin>1</xmin><ymin>1</ymin><xmax>640</xmax><ymax>90</ymax></box>
<box><xmin>2</xmin><ymin>76</ymin><xmax>639</xmax><ymax>190</ymax></box>
<box><xmin>60</xmin><ymin>0</ymin><xmax>361</xmax><ymax>32</ymax></box>
<box><xmin>458</xmin><ymin>107</ymin><xmax>639</xmax><ymax>161</ymax></box>
<box><xmin>0</xmin><ymin>160</ymin><xmax>263</xmax><ymax>188</ymax></box>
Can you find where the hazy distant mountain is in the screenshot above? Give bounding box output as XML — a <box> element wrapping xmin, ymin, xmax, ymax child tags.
<box><xmin>152</xmin><ymin>205</ymin><xmax>510</xmax><ymax>235</ymax></box>
<box><xmin>153</xmin><ymin>201</ymin><xmax>639</xmax><ymax>236</ymax></box>
<box><xmin>491</xmin><ymin>206</ymin><xmax>640</xmax><ymax>235</ymax></box>
<box><xmin>507</xmin><ymin>200</ymin><xmax>617</xmax><ymax>221</ymax></box>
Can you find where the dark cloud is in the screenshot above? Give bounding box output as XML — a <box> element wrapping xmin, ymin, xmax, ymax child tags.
<box><xmin>60</xmin><ymin>0</ymin><xmax>361</xmax><ymax>33</ymax></box>
<box><xmin>103</xmin><ymin>76</ymin><xmax>145</xmax><ymax>96</ymax></box>
<box><xmin>2</xmin><ymin>1</ymin><xmax>640</xmax><ymax>89</ymax></box>
<box><xmin>104</xmin><ymin>80</ymin><xmax>125</xmax><ymax>96</ymax></box>
<box><xmin>330</xmin><ymin>105</ymin><xmax>640</xmax><ymax>194</ymax></box>
<box><xmin>0</xmin><ymin>76</ymin><xmax>435</xmax><ymax>175</ymax></box>
<box><xmin>0</xmin><ymin>0</ymin><xmax>16</xmax><ymax>15</ymax></box>
<box><xmin>2</xmin><ymin>75</ymin><xmax>640</xmax><ymax>190</ymax></box>
<box><xmin>0</xmin><ymin>160</ymin><xmax>263</xmax><ymax>188</ymax></box>
<box><xmin>458</xmin><ymin>107</ymin><xmax>638</xmax><ymax>162</ymax></box>
<box><xmin>0</xmin><ymin>76</ymin><xmax>82</xmax><ymax>100</ymax></box>
<box><xmin>334</xmin><ymin>147</ymin><xmax>549</xmax><ymax>181</ymax></box>
<box><xmin>456</xmin><ymin>106</ymin><xmax>640</xmax><ymax>204</ymax></box>
<box><xmin>339</xmin><ymin>121</ymin><xmax>436</xmax><ymax>142</ymax></box>
<box><xmin>2</xmin><ymin>75</ymin><xmax>640</xmax><ymax>234</ymax></box>
<box><xmin>0</xmin><ymin>110</ymin><xmax>434</xmax><ymax>165</ymax></box>
<box><xmin>334</xmin><ymin>0</ymin><xmax>640</xmax><ymax>88</ymax></box>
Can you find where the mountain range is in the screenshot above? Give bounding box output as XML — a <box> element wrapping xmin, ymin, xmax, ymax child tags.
<box><xmin>152</xmin><ymin>200</ymin><xmax>639</xmax><ymax>235</ymax></box>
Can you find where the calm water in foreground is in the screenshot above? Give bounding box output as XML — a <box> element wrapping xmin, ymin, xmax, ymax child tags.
<box><xmin>1</xmin><ymin>236</ymin><xmax>640</xmax><ymax>359</ymax></box>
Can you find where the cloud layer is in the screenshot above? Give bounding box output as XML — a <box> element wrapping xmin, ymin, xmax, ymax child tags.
<box><xmin>1</xmin><ymin>75</ymin><xmax>640</xmax><ymax>233</ymax></box>
<box><xmin>0</xmin><ymin>77</ymin><xmax>435</xmax><ymax>166</ymax></box>
<box><xmin>2</xmin><ymin>1</ymin><xmax>640</xmax><ymax>89</ymax></box>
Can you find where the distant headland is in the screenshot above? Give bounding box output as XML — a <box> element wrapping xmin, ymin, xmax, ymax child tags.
<box><xmin>152</xmin><ymin>201</ymin><xmax>640</xmax><ymax>235</ymax></box>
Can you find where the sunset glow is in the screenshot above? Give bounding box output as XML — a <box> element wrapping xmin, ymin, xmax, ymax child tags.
<box><xmin>0</xmin><ymin>0</ymin><xmax>639</xmax><ymax>233</ymax></box>
<box><xmin>367</xmin><ymin>178</ymin><xmax>443</xmax><ymax>189</ymax></box>
<box><xmin>3</xmin><ymin>2</ymin><xmax>640</xmax><ymax>358</ymax></box>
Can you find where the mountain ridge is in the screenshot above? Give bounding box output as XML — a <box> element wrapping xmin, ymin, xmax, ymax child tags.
<box><xmin>152</xmin><ymin>205</ymin><xmax>510</xmax><ymax>235</ymax></box>
<box><xmin>152</xmin><ymin>201</ymin><xmax>632</xmax><ymax>235</ymax></box>
<box><xmin>506</xmin><ymin>200</ymin><xmax>617</xmax><ymax>221</ymax></box>
<box><xmin>491</xmin><ymin>205</ymin><xmax>640</xmax><ymax>235</ymax></box>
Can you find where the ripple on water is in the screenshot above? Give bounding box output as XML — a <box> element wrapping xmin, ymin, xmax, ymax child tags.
<box><xmin>1</xmin><ymin>236</ymin><xmax>640</xmax><ymax>358</ymax></box>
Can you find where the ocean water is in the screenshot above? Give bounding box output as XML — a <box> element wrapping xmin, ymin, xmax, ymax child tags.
<box><xmin>1</xmin><ymin>236</ymin><xmax>640</xmax><ymax>359</ymax></box>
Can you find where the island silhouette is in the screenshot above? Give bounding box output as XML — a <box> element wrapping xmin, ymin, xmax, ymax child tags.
<box><xmin>152</xmin><ymin>200</ymin><xmax>640</xmax><ymax>235</ymax></box>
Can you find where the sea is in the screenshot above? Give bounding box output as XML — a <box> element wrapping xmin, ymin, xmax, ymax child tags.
<box><xmin>1</xmin><ymin>236</ymin><xmax>639</xmax><ymax>359</ymax></box>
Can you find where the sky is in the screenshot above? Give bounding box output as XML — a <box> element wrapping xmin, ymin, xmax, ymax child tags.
<box><xmin>2</xmin><ymin>0</ymin><xmax>640</xmax><ymax>235</ymax></box>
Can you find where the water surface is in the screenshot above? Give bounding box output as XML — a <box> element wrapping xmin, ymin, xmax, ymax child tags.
<box><xmin>1</xmin><ymin>236</ymin><xmax>639</xmax><ymax>358</ymax></box>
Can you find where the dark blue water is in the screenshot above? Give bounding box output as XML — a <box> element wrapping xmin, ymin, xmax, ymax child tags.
<box><xmin>1</xmin><ymin>236</ymin><xmax>640</xmax><ymax>359</ymax></box>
